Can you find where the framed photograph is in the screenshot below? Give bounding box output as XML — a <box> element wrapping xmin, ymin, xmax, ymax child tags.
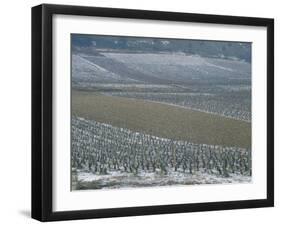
<box><xmin>32</xmin><ymin>4</ymin><xmax>274</xmax><ymax>221</ymax></box>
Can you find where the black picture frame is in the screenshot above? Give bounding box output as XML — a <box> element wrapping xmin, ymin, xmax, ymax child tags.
<box><xmin>32</xmin><ymin>3</ymin><xmax>274</xmax><ymax>222</ymax></box>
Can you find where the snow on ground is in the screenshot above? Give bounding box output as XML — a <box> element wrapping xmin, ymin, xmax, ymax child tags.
<box><xmin>102</xmin><ymin>52</ymin><xmax>250</xmax><ymax>79</ymax></box>
<box><xmin>74</xmin><ymin>169</ymin><xmax>251</xmax><ymax>190</ymax></box>
<box><xmin>72</xmin><ymin>54</ymin><xmax>124</xmax><ymax>82</ymax></box>
<box><xmin>103</xmin><ymin>52</ymin><xmax>207</xmax><ymax>66</ymax></box>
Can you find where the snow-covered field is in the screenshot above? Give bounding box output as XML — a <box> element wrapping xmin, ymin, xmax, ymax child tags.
<box><xmin>72</xmin><ymin>54</ymin><xmax>134</xmax><ymax>83</ymax></box>
<box><xmin>72</xmin><ymin>51</ymin><xmax>251</xmax><ymax>121</ymax></box>
<box><xmin>102</xmin><ymin>52</ymin><xmax>251</xmax><ymax>81</ymax></box>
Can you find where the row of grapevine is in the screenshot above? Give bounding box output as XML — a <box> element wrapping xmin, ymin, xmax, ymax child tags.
<box><xmin>72</xmin><ymin>117</ymin><xmax>251</xmax><ymax>177</ymax></box>
<box><xmin>105</xmin><ymin>91</ymin><xmax>251</xmax><ymax>122</ymax></box>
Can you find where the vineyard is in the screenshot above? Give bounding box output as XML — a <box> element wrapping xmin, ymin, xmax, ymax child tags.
<box><xmin>104</xmin><ymin>90</ymin><xmax>251</xmax><ymax>122</ymax></box>
<box><xmin>72</xmin><ymin>117</ymin><xmax>251</xmax><ymax>190</ymax></box>
<box><xmin>72</xmin><ymin>52</ymin><xmax>251</xmax><ymax>122</ymax></box>
<box><xmin>71</xmin><ymin>36</ymin><xmax>252</xmax><ymax>190</ymax></box>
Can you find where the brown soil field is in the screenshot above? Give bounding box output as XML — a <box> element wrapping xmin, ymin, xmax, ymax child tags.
<box><xmin>72</xmin><ymin>90</ymin><xmax>251</xmax><ymax>148</ymax></box>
